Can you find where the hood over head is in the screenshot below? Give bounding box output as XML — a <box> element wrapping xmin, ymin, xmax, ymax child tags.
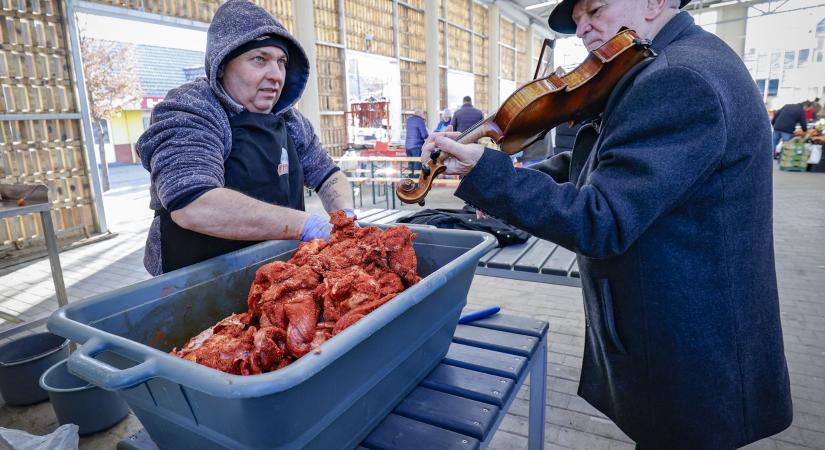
<box><xmin>205</xmin><ymin>0</ymin><xmax>309</xmax><ymax>115</ymax></box>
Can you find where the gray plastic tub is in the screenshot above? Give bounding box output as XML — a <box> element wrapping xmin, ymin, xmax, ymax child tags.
<box><xmin>48</xmin><ymin>227</ymin><xmax>495</xmax><ymax>450</ymax></box>
<box><xmin>0</xmin><ymin>332</ymin><xmax>69</xmax><ymax>406</ymax></box>
<box><xmin>40</xmin><ymin>359</ymin><xmax>130</xmax><ymax>435</ymax></box>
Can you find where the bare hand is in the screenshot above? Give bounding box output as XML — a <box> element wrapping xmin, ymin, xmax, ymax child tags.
<box><xmin>421</xmin><ymin>132</ymin><xmax>484</xmax><ymax>176</ymax></box>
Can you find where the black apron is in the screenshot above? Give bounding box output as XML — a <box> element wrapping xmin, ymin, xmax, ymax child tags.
<box><xmin>159</xmin><ymin>111</ymin><xmax>305</xmax><ymax>273</ymax></box>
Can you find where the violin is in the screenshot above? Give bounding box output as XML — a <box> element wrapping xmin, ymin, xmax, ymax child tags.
<box><xmin>396</xmin><ymin>29</ymin><xmax>656</xmax><ymax>206</ymax></box>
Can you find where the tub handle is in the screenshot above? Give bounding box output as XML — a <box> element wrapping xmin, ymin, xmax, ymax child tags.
<box><xmin>67</xmin><ymin>337</ymin><xmax>158</xmax><ymax>391</ymax></box>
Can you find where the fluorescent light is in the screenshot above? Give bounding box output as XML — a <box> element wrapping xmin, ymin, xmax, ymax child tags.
<box><xmin>526</xmin><ymin>1</ymin><xmax>558</xmax><ymax>10</ymax></box>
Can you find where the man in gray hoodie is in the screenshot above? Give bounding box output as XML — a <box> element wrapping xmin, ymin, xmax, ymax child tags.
<box><xmin>137</xmin><ymin>0</ymin><xmax>353</xmax><ymax>275</ymax></box>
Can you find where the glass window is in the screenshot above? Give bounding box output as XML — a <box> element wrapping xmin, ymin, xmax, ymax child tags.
<box><xmin>798</xmin><ymin>49</ymin><xmax>810</xmax><ymax>67</ymax></box>
<box><xmin>784</xmin><ymin>51</ymin><xmax>795</xmax><ymax>69</ymax></box>
<box><xmin>755</xmin><ymin>79</ymin><xmax>766</xmax><ymax>95</ymax></box>
<box><xmin>768</xmin><ymin>79</ymin><xmax>779</xmax><ymax>97</ymax></box>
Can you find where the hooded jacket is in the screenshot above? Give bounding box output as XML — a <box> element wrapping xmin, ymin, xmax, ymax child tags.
<box><xmin>136</xmin><ymin>0</ymin><xmax>339</xmax><ymax>275</ymax></box>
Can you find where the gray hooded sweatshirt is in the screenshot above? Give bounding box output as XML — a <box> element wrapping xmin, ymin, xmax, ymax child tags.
<box><xmin>136</xmin><ymin>0</ymin><xmax>339</xmax><ymax>275</ymax></box>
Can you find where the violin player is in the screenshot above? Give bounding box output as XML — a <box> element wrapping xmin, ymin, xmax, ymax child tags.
<box><xmin>422</xmin><ymin>0</ymin><xmax>792</xmax><ymax>448</ymax></box>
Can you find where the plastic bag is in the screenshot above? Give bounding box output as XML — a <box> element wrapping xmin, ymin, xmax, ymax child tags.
<box><xmin>775</xmin><ymin>140</ymin><xmax>784</xmax><ymax>157</ymax></box>
<box><xmin>808</xmin><ymin>144</ymin><xmax>822</xmax><ymax>165</ymax></box>
<box><xmin>0</xmin><ymin>424</ymin><xmax>79</xmax><ymax>450</ymax></box>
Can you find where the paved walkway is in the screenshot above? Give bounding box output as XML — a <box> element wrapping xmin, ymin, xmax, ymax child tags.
<box><xmin>0</xmin><ymin>164</ymin><xmax>823</xmax><ymax>450</ymax></box>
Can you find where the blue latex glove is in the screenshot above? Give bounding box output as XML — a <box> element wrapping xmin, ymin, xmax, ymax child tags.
<box><xmin>300</xmin><ymin>214</ymin><xmax>332</xmax><ymax>241</ymax></box>
<box><xmin>343</xmin><ymin>208</ymin><xmax>355</xmax><ymax>219</ymax></box>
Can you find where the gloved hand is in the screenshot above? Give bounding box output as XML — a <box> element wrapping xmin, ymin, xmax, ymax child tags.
<box><xmin>300</xmin><ymin>214</ymin><xmax>332</xmax><ymax>241</ymax></box>
<box><xmin>342</xmin><ymin>208</ymin><xmax>361</xmax><ymax>228</ymax></box>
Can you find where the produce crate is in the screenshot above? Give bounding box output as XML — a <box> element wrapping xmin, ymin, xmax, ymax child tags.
<box><xmin>49</xmin><ymin>228</ymin><xmax>495</xmax><ymax>450</ymax></box>
<box><xmin>779</xmin><ymin>139</ymin><xmax>812</xmax><ymax>171</ymax></box>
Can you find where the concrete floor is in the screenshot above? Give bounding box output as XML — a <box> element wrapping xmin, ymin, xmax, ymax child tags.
<box><xmin>0</xmin><ymin>163</ymin><xmax>823</xmax><ymax>450</ymax></box>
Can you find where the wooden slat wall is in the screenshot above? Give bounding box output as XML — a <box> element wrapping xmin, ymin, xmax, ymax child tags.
<box><xmin>515</xmin><ymin>26</ymin><xmax>528</xmax><ymax>85</ymax></box>
<box><xmin>398</xmin><ymin>1</ymin><xmax>424</xmax><ymax>122</ymax></box>
<box><xmin>400</xmin><ymin>60</ymin><xmax>425</xmax><ymax>120</ymax></box>
<box><xmin>398</xmin><ymin>3</ymin><xmax>424</xmax><ymax>61</ymax></box>
<box><xmin>500</xmin><ymin>18</ymin><xmax>515</xmax><ymax>81</ymax></box>
<box><xmin>0</xmin><ymin>0</ymin><xmax>96</xmax><ymax>256</ymax></box>
<box><xmin>447</xmin><ymin>25</ymin><xmax>471</xmax><ymax>72</ymax></box>
<box><xmin>315</xmin><ymin>0</ymin><xmax>339</xmax><ymax>44</ymax></box>
<box><xmin>447</xmin><ymin>0</ymin><xmax>469</xmax><ymax>28</ymax></box>
<box><xmin>89</xmin><ymin>0</ymin><xmax>220</xmax><ymax>22</ymax></box>
<box><xmin>253</xmin><ymin>0</ymin><xmax>293</xmax><ymax>31</ymax></box>
<box><xmin>438</xmin><ymin>0</ymin><xmax>489</xmax><ymax>113</ymax></box>
<box><xmin>472</xmin><ymin>1</ymin><xmax>488</xmax><ymax>115</ymax></box>
<box><xmin>313</xmin><ymin>0</ymin><xmax>346</xmax><ymax>156</ymax></box>
<box><xmin>345</xmin><ymin>0</ymin><xmax>394</xmax><ymax>57</ymax></box>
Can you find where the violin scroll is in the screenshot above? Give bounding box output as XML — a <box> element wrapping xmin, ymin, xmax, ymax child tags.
<box><xmin>396</xmin><ymin>151</ymin><xmax>448</xmax><ymax>206</ymax></box>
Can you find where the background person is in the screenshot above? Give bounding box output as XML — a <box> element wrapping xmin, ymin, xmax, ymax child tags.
<box><xmin>452</xmin><ymin>96</ymin><xmax>484</xmax><ymax>133</ymax></box>
<box><xmin>405</xmin><ymin>109</ymin><xmax>428</xmax><ymax>172</ymax></box>
<box><xmin>435</xmin><ymin>108</ymin><xmax>453</xmax><ymax>132</ymax></box>
<box><xmin>772</xmin><ymin>101</ymin><xmax>808</xmax><ymax>157</ymax></box>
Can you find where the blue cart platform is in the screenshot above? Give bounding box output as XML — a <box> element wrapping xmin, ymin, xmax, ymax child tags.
<box><xmin>118</xmin><ymin>313</ymin><xmax>549</xmax><ymax>450</ymax></box>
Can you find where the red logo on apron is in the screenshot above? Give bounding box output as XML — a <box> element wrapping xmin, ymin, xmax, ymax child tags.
<box><xmin>277</xmin><ymin>147</ymin><xmax>289</xmax><ymax>176</ymax></box>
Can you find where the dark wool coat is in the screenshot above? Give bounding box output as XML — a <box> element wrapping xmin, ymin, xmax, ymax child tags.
<box><xmin>455</xmin><ymin>12</ymin><xmax>792</xmax><ymax>449</ymax></box>
<box><xmin>452</xmin><ymin>103</ymin><xmax>484</xmax><ymax>132</ymax></box>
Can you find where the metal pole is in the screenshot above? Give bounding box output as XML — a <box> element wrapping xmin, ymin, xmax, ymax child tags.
<box><xmin>425</xmin><ymin>0</ymin><xmax>440</xmax><ymax>129</ymax></box>
<box><xmin>64</xmin><ymin>0</ymin><xmax>109</xmax><ymax>233</ymax></box>
<box><xmin>527</xmin><ymin>334</ymin><xmax>548</xmax><ymax>450</ymax></box>
<box><xmin>40</xmin><ymin>211</ymin><xmax>69</xmax><ymax>307</ymax></box>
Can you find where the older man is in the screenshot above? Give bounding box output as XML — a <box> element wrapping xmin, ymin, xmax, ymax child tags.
<box><xmin>137</xmin><ymin>0</ymin><xmax>353</xmax><ymax>275</ymax></box>
<box><xmin>422</xmin><ymin>0</ymin><xmax>792</xmax><ymax>448</ymax></box>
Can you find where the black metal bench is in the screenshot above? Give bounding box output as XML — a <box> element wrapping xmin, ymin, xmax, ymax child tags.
<box><xmin>358</xmin><ymin>209</ymin><xmax>581</xmax><ymax>288</ymax></box>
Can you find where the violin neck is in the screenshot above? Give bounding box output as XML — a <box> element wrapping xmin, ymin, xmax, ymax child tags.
<box><xmin>457</xmin><ymin>117</ymin><xmax>503</xmax><ymax>145</ymax></box>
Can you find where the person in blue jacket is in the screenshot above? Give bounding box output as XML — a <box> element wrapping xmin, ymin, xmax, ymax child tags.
<box><xmin>405</xmin><ymin>109</ymin><xmax>428</xmax><ymax>171</ymax></box>
<box><xmin>421</xmin><ymin>0</ymin><xmax>792</xmax><ymax>448</ymax></box>
<box><xmin>434</xmin><ymin>108</ymin><xmax>452</xmax><ymax>132</ymax></box>
<box><xmin>137</xmin><ymin>0</ymin><xmax>353</xmax><ymax>275</ymax></box>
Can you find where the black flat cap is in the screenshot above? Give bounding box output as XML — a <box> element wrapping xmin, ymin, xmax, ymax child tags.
<box><xmin>548</xmin><ymin>0</ymin><xmax>691</xmax><ymax>35</ymax></box>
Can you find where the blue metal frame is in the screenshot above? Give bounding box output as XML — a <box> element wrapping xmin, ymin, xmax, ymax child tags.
<box><xmin>477</xmin><ymin>332</ymin><xmax>547</xmax><ymax>450</ymax></box>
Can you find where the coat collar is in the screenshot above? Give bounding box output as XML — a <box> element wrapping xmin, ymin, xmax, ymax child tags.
<box><xmin>650</xmin><ymin>11</ymin><xmax>695</xmax><ymax>53</ymax></box>
<box><xmin>598</xmin><ymin>12</ymin><xmax>696</xmax><ymax>124</ymax></box>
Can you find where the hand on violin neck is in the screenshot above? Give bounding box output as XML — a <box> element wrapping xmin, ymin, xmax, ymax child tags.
<box><xmin>422</xmin><ymin>131</ymin><xmax>460</xmax><ymax>166</ymax></box>
<box><xmin>421</xmin><ymin>135</ymin><xmax>483</xmax><ymax>177</ymax></box>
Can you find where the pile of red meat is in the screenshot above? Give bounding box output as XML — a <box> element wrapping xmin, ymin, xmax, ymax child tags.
<box><xmin>171</xmin><ymin>211</ymin><xmax>421</xmax><ymax>375</ymax></box>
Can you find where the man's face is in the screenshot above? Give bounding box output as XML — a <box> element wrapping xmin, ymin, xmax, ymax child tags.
<box><xmin>221</xmin><ymin>46</ymin><xmax>287</xmax><ymax>114</ymax></box>
<box><xmin>572</xmin><ymin>0</ymin><xmax>646</xmax><ymax>51</ymax></box>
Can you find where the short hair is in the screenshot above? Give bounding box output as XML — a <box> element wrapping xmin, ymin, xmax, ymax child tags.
<box><xmin>463</xmin><ymin>96</ymin><xmax>472</xmax><ymax>103</ymax></box>
<box><xmin>442</xmin><ymin>108</ymin><xmax>452</xmax><ymax>117</ymax></box>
